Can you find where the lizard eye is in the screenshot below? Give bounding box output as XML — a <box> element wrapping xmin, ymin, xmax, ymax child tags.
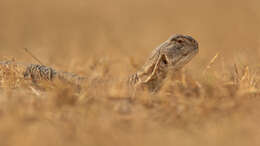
<box><xmin>177</xmin><ymin>39</ymin><xmax>184</xmax><ymax>43</ymax></box>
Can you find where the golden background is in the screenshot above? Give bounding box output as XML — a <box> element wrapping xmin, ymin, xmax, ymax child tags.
<box><xmin>0</xmin><ymin>0</ymin><xmax>260</xmax><ymax>146</ymax></box>
<box><xmin>1</xmin><ymin>0</ymin><xmax>260</xmax><ymax>65</ymax></box>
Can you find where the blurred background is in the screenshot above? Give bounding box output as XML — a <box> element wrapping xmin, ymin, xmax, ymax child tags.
<box><xmin>1</xmin><ymin>0</ymin><xmax>260</xmax><ymax>146</ymax></box>
<box><xmin>0</xmin><ymin>0</ymin><xmax>260</xmax><ymax>69</ymax></box>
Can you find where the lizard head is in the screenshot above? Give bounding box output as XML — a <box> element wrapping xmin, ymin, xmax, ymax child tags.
<box><xmin>129</xmin><ymin>34</ymin><xmax>199</xmax><ymax>90</ymax></box>
<box><xmin>160</xmin><ymin>34</ymin><xmax>199</xmax><ymax>70</ymax></box>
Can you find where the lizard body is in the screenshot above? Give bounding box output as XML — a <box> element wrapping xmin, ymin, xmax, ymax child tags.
<box><xmin>0</xmin><ymin>61</ymin><xmax>85</xmax><ymax>87</ymax></box>
<box><xmin>0</xmin><ymin>34</ymin><xmax>198</xmax><ymax>92</ymax></box>
<box><xmin>129</xmin><ymin>34</ymin><xmax>199</xmax><ymax>91</ymax></box>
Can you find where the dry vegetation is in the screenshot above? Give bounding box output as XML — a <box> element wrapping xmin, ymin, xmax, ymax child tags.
<box><xmin>1</xmin><ymin>0</ymin><xmax>260</xmax><ymax>146</ymax></box>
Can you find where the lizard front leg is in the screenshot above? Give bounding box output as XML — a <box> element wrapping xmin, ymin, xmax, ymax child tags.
<box><xmin>142</xmin><ymin>54</ymin><xmax>166</xmax><ymax>83</ymax></box>
<box><xmin>130</xmin><ymin>53</ymin><xmax>167</xmax><ymax>88</ymax></box>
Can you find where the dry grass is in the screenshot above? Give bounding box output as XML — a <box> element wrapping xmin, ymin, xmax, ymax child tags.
<box><xmin>1</xmin><ymin>0</ymin><xmax>260</xmax><ymax>145</ymax></box>
<box><xmin>0</xmin><ymin>58</ymin><xmax>260</xmax><ymax>146</ymax></box>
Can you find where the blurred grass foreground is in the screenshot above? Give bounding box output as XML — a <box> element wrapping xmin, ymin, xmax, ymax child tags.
<box><xmin>1</xmin><ymin>0</ymin><xmax>260</xmax><ymax>146</ymax></box>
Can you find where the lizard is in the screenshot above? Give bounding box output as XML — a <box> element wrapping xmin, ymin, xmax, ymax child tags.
<box><xmin>0</xmin><ymin>60</ymin><xmax>85</xmax><ymax>88</ymax></box>
<box><xmin>0</xmin><ymin>34</ymin><xmax>198</xmax><ymax>92</ymax></box>
<box><xmin>128</xmin><ymin>34</ymin><xmax>199</xmax><ymax>91</ymax></box>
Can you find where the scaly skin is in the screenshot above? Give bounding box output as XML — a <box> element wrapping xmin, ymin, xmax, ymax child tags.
<box><xmin>0</xmin><ymin>61</ymin><xmax>85</xmax><ymax>87</ymax></box>
<box><xmin>129</xmin><ymin>34</ymin><xmax>199</xmax><ymax>91</ymax></box>
<box><xmin>0</xmin><ymin>34</ymin><xmax>198</xmax><ymax>92</ymax></box>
